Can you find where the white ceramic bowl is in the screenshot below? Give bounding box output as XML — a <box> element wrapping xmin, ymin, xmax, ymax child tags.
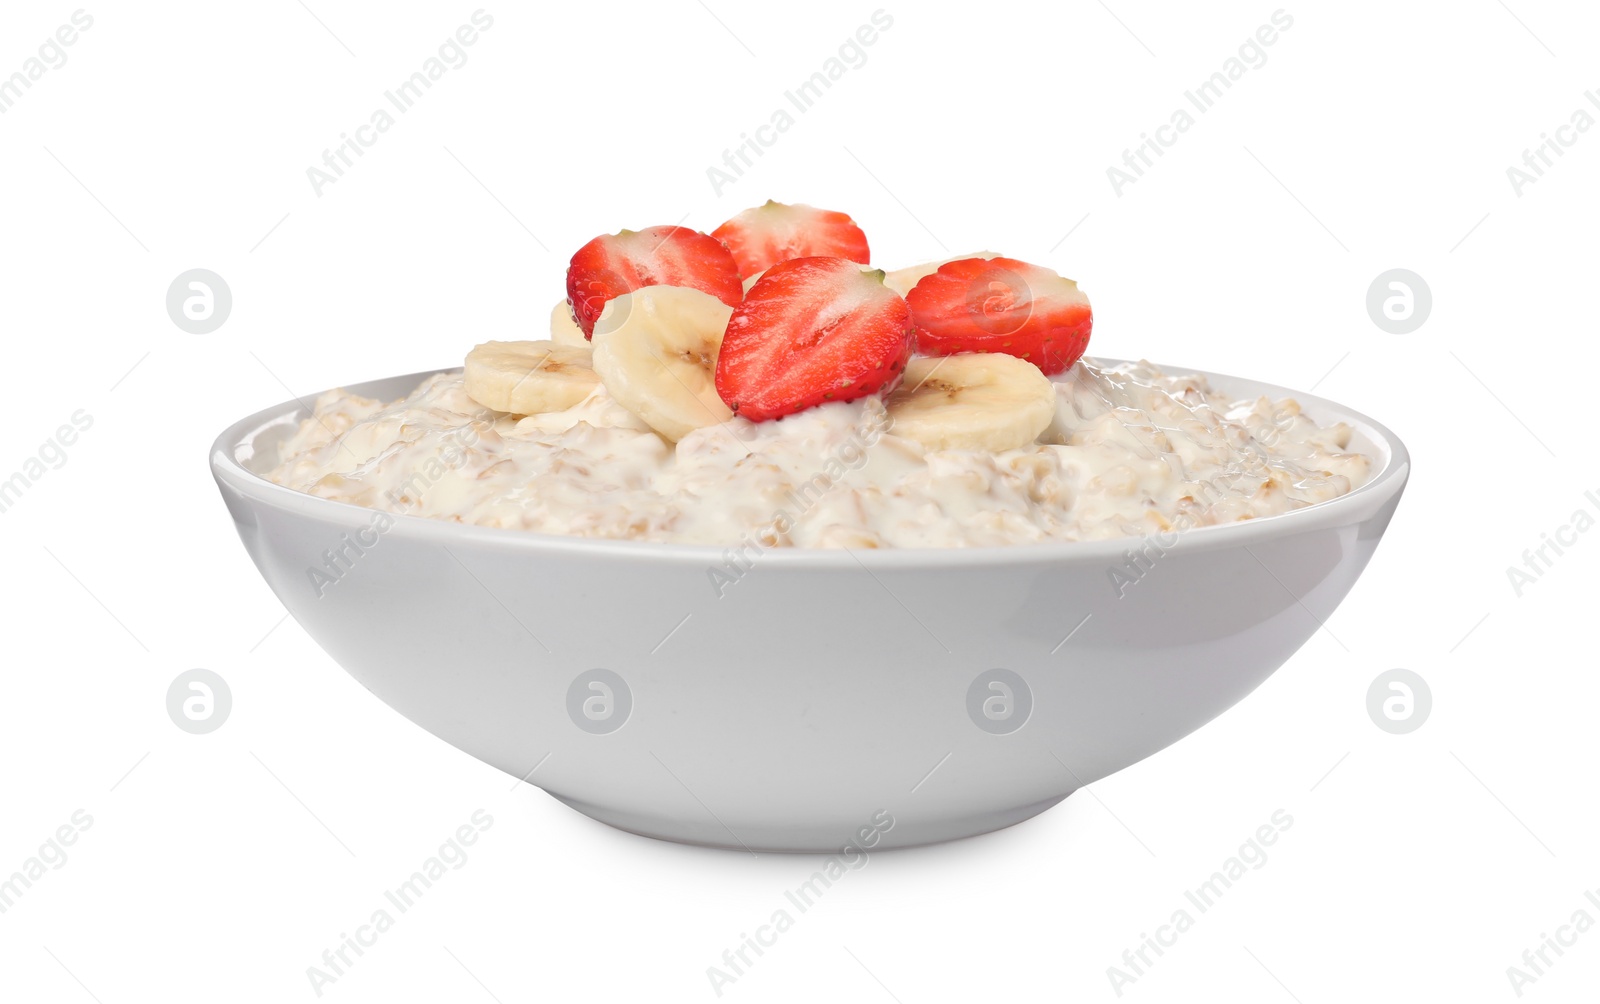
<box><xmin>211</xmin><ymin>361</ymin><xmax>1408</xmax><ymax>852</ymax></box>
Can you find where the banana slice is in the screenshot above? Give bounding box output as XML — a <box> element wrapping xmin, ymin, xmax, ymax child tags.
<box><xmin>883</xmin><ymin>251</ymin><xmax>1000</xmax><ymax>297</ymax></box>
<box><xmin>886</xmin><ymin>353</ymin><xmax>1056</xmax><ymax>452</ymax></box>
<box><xmin>550</xmin><ymin>300</ymin><xmax>588</xmax><ymax>346</ymax></box>
<box><xmin>464</xmin><ymin>340</ymin><xmax>600</xmax><ymax>415</ymax></box>
<box><xmin>589</xmin><ymin>285</ymin><xmax>736</xmax><ymax>442</ymax></box>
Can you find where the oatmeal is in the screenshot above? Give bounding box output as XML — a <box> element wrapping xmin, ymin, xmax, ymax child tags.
<box><xmin>263</xmin><ymin>205</ymin><xmax>1373</xmax><ymax>547</ymax></box>
<box><xmin>265</xmin><ymin>358</ymin><xmax>1371</xmax><ymax>548</ymax></box>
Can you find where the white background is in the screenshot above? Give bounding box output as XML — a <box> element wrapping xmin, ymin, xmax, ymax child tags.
<box><xmin>1</xmin><ymin>1</ymin><xmax>1596</xmax><ymax>1001</ymax></box>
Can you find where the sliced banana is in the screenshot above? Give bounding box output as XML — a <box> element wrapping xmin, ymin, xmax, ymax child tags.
<box><xmin>549</xmin><ymin>300</ymin><xmax>588</xmax><ymax>346</ymax></box>
<box><xmin>589</xmin><ymin>285</ymin><xmax>736</xmax><ymax>442</ymax></box>
<box><xmin>886</xmin><ymin>353</ymin><xmax>1056</xmax><ymax>452</ymax></box>
<box><xmin>464</xmin><ymin>340</ymin><xmax>600</xmax><ymax>415</ymax></box>
<box><xmin>883</xmin><ymin>251</ymin><xmax>1000</xmax><ymax>297</ymax></box>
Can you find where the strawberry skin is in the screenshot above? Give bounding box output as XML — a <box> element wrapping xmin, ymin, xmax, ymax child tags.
<box><xmin>905</xmin><ymin>257</ymin><xmax>1092</xmax><ymax>374</ymax></box>
<box><xmin>716</xmin><ymin>257</ymin><xmax>912</xmax><ymax>422</ymax></box>
<box><xmin>566</xmin><ymin>226</ymin><xmax>743</xmax><ymax>336</ymax></box>
<box><xmin>712</xmin><ymin>201</ymin><xmax>871</xmax><ymax>280</ymax></box>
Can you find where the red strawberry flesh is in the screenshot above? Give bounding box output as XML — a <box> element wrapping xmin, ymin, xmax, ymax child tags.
<box><xmin>712</xmin><ymin>201</ymin><xmax>871</xmax><ymax>280</ymax></box>
<box><xmin>566</xmin><ymin>225</ymin><xmax>742</xmax><ymax>336</ymax></box>
<box><xmin>716</xmin><ymin>257</ymin><xmax>912</xmax><ymax>422</ymax></box>
<box><xmin>906</xmin><ymin>256</ymin><xmax>1092</xmax><ymax>374</ymax></box>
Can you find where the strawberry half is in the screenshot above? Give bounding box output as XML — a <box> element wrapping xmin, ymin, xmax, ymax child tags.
<box><xmin>716</xmin><ymin>257</ymin><xmax>912</xmax><ymax>422</ymax></box>
<box><xmin>712</xmin><ymin>201</ymin><xmax>871</xmax><ymax>280</ymax></box>
<box><xmin>566</xmin><ymin>226</ymin><xmax>742</xmax><ymax>336</ymax></box>
<box><xmin>905</xmin><ymin>257</ymin><xmax>1092</xmax><ymax>374</ymax></box>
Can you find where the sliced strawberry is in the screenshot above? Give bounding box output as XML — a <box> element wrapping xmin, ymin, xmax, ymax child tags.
<box><xmin>905</xmin><ymin>257</ymin><xmax>1092</xmax><ymax>374</ymax></box>
<box><xmin>566</xmin><ymin>226</ymin><xmax>742</xmax><ymax>336</ymax></box>
<box><xmin>712</xmin><ymin>201</ymin><xmax>871</xmax><ymax>280</ymax></box>
<box><xmin>716</xmin><ymin>257</ymin><xmax>912</xmax><ymax>422</ymax></box>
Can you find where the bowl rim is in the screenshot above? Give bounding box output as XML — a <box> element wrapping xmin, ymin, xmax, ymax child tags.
<box><xmin>210</xmin><ymin>357</ymin><xmax>1410</xmax><ymax>568</ymax></box>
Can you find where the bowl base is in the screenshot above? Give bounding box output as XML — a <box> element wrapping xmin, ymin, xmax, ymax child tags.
<box><xmin>545</xmin><ymin>791</ymin><xmax>1072</xmax><ymax>853</ymax></box>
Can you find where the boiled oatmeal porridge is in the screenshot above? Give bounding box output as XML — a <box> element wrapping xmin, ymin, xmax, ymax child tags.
<box><xmin>266</xmin><ymin>201</ymin><xmax>1371</xmax><ymax>548</ymax></box>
